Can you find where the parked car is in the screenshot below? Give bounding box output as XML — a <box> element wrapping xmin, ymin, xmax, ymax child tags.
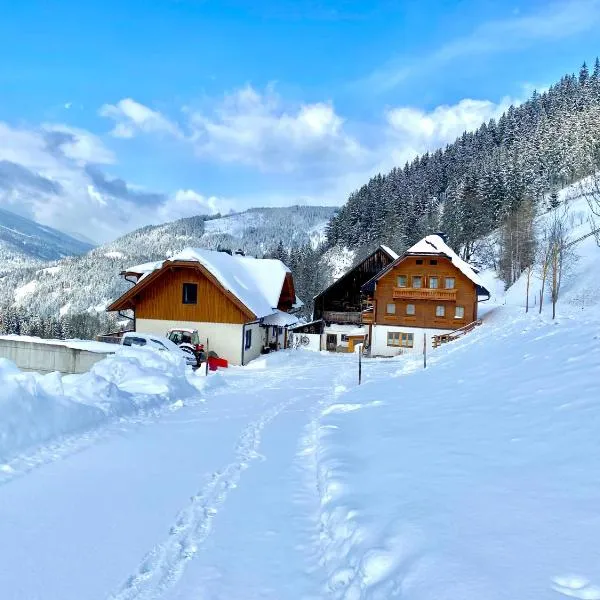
<box><xmin>121</xmin><ymin>332</ymin><xmax>197</xmax><ymax>367</ymax></box>
<box><xmin>166</xmin><ymin>328</ymin><xmax>206</xmax><ymax>367</ymax></box>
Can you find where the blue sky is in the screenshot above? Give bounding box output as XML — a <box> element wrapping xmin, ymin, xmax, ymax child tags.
<box><xmin>0</xmin><ymin>0</ymin><xmax>599</xmax><ymax>242</ymax></box>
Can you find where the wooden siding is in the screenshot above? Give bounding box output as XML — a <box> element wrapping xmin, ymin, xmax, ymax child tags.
<box><xmin>277</xmin><ymin>272</ymin><xmax>296</xmax><ymax>311</ymax></box>
<box><xmin>372</xmin><ymin>256</ymin><xmax>477</xmax><ymax>329</ymax></box>
<box><xmin>135</xmin><ymin>266</ymin><xmax>252</xmax><ymax>324</ymax></box>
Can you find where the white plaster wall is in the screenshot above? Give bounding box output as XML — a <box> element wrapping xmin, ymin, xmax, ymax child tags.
<box><xmin>288</xmin><ymin>332</ymin><xmax>321</xmax><ymax>352</ymax></box>
<box><xmin>370</xmin><ymin>325</ymin><xmax>453</xmax><ymax>357</ymax></box>
<box><xmin>137</xmin><ymin>319</ymin><xmax>245</xmax><ymax>365</ymax></box>
<box><xmin>242</xmin><ymin>322</ymin><xmax>264</xmax><ymax>365</ymax></box>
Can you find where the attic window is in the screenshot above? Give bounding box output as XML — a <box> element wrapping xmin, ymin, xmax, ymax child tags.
<box><xmin>429</xmin><ymin>259</ymin><xmax>438</xmax><ymax>265</ymax></box>
<box><xmin>416</xmin><ymin>259</ymin><xmax>424</xmax><ymax>265</ymax></box>
<box><xmin>182</xmin><ymin>283</ymin><xmax>198</xmax><ymax>304</ymax></box>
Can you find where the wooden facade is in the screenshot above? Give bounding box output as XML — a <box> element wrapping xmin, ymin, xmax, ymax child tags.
<box><xmin>135</xmin><ymin>266</ymin><xmax>252</xmax><ymax>324</ymax></box>
<box><xmin>313</xmin><ymin>246</ymin><xmax>397</xmax><ymax>322</ymax></box>
<box><xmin>108</xmin><ymin>261</ymin><xmax>259</xmax><ymax>323</ymax></box>
<box><xmin>364</xmin><ymin>255</ymin><xmax>478</xmax><ymax>330</ymax></box>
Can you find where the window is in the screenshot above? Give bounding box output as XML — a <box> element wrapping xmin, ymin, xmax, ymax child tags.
<box><xmin>387</xmin><ymin>331</ymin><xmax>401</xmax><ymax>346</ymax></box>
<box><xmin>429</xmin><ymin>276</ymin><xmax>438</xmax><ymax>289</ymax></box>
<box><xmin>445</xmin><ymin>277</ymin><xmax>455</xmax><ymax>289</ymax></box>
<box><xmin>429</xmin><ymin>259</ymin><xmax>438</xmax><ymax>265</ymax></box>
<box><xmin>455</xmin><ymin>306</ymin><xmax>465</xmax><ymax>319</ymax></box>
<box><xmin>182</xmin><ymin>283</ymin><xmax>198</xmax><ymax>304</ymax></box>
<box><xmin>387</xmin><ymin>332</ymin><xmax>413</xmax><ymax>347</ymax></box>
<box><xmin>386</xmin><ymin>303</ymin><xmax>396</xmax><ymax>314</ymax></box>
<box><xmin>123</xmin><ymin>336</ymin><xmax>147</xmax><ymax>347</ymax></box>
<box><xmin>412</xmin><ymin>276</ymin><xmax>422</xmax><ymax>288</ymax></box>
<box><xmin>341</xmin><ymin>334</ymin><xmax>349</xmax><ymax>342</ymax></box>
<box><xmin>406</xmin><ymin>304</ymin><xmax>415</xmax><ymax>315</ymax></box>
<box><xmin>435</xmin><ymin>305</ymin><xmax>445</xmax><ymax>317</ymax></box>
<box><xmin>416</xmin><ymin>259</ymin><xmax>423</xmax><ymax>265</ymax></box>
<box><xmin>245</xmin><ymin>328</ymin><xmax>252</xmax><ymax>350</ymax></box>
<box><xmin>397</xmin><ymin>275</ymin><xmax>407</xmax><ymax>288</ymax></box>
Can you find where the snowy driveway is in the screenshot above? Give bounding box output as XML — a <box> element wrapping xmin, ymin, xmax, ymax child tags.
<box><xmin>0</xmin><ymin>351</ymin><xmax>357</xmax><ymax>600</ymax></box>
<box><xmin>2</xmin><ymin>309</ymin><xmax>600</xmax><ymax>600</ymax></box>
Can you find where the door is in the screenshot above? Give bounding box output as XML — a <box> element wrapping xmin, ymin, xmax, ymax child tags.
<box><xmin>326</xmin><ymin>334</ymin><xmax>337</xmax><ymax>351</ymax></box>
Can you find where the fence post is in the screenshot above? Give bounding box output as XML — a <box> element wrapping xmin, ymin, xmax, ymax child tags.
<box><xmin>205</xmin><ymin>337</ymin><xmax>209</xmax><ymax>376</ymax></box>
<box><xmin>358</xmin><ymin>344</ymin><xmax>362</xmax><ymax>385</ymax></box>
<box><xmin>423</xmin><ymin>333</ymin><xmax>427</xmax><ymax>369</ymax></box>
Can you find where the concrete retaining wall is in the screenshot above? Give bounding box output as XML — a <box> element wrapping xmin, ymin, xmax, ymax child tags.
<box><xmin>0</xmin><ymin>338</ymin><xmax>113</xmax><ymax>374</ymax></box>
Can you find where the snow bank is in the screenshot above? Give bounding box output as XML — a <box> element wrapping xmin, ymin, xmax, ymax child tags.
<box><xmin>0</xmin><ymin>347</ymin><xmax>205</xmax><ymax>464</ymax></box>
<box><xmin>303</xmin><ymin>308</ymin><xmax>600</xmax><ymax>598</ymax></box>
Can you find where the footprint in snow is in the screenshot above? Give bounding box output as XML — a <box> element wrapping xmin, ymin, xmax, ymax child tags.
<box><xmin>552</xmin><ymin>575</ymin><xmax>600</xmax><ymax>599</ymax></box>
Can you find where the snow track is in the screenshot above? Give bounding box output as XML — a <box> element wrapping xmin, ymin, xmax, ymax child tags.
<box><xmin>109</xmin><ymin>390</ymin><xmax>314</xmax><ymax>599</ymax></box>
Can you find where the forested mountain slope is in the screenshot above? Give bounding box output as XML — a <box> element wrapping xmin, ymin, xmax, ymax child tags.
<box><xmin>0</xmin><ymin>206</ymin><xmax>92</xmax><ymax>273</ymax></box>
<box><xmin>0</xmin><ymin>206</ymin><xmax>335</xmax><ymax>331</ymax></box>
<box><xmin>326</xmin><ymin>61</ymin><xmax>600</xmax><ymax>264</ymax></box>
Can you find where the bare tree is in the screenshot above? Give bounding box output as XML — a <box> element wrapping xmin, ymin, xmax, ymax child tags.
<box><xmin>524</xmin><ymin>262</ymin><xmax>534</xmax><ymax>313</ymax></box>
<box><xmin>581</xmin><ymin>173</ymin><xmax>600</xmax><ymax>246</ymax></box>
<box><xmin>538</xmin><ymin>206</ymin><xmax>572</xmax><ymax>319</ymax></box>
<box><xmin>499</xmin><ymin>199</ymin><xmax>536</xmax><ymax>288</ymax></box>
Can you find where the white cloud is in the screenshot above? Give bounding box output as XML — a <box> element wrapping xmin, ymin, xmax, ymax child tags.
<box><xmin>99</xmin><ymin>98</ymin><xmax>183</xmax><ymax>139</ymax></box>
<box><xmin>386</xmin><ymin>97</ymin><xmax>511</xmax><ymax>154</ymax></box>
<box><xmin>157</xmin><ymin>189</ymin><xmax>231</xmax><ymax>222</ymax></box>
<box><xmin>42</xmin><ymin>123</ymin><xmax>116</xmax><ymax>165</ymax></box>
<box><xmin>0</xmin><ymin>120</ymin><xmax>225</xmax><ymax>243</ymax></box>
<box><xmin>99</xmin><ymin>86</ymin><xmax>366</xmax><ymax>175</ymax></box>
<box><xmin>188</xmin><ymin>85</ymin><xmax>364</xmax><ymax>172</ymax></box>
<box><xmin>363</xmin><ymin>0</ymin><xmax>600</xmax><ymax>93</ymax></box>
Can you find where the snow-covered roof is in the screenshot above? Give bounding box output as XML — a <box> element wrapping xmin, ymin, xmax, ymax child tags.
<box><xmin>379</xmin><ymin>245</ymin><xmax>399</xmax><ymax>260</ymax></box>
<box><xmin>124</xmin><ymin>248</ymin><xmax>292</xmax><ymax>318</ymax></box>
<box><xmin>124</xmin><ymin>260</ymin><xmax>164</xmax><ymax>276</ymax></box>
<box><xmin>261</xmin><ymin>310</ymin><xmax>300</xmax><ymax>327</ymax></box>
<box><xmin>405</xmin><ymin>235</ymin><xmax>486</xmax><ymax>289</ymax></box>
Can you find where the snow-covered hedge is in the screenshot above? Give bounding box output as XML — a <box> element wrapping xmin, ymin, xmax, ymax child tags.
<box><xmin>0</xmin><ymin>347</ymin><xmax>202</xmax><ymax>464</ymax></box>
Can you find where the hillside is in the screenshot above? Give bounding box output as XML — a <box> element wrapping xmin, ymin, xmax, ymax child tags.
<box><xmin>325</xmin><ymin>61</ymin><xmax>600</xmax><ymax>266</ymax></box>
<box><xmin>0</xmin><ymin>206</ymin><xmax>93</xmax><ymax>274</ymax></box>
<box><xmin>0</xmin><ymin>205</ymin><xmax>335</xmax><ymax>320</ymax></box>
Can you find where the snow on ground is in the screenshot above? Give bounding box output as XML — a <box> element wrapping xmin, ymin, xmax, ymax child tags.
<box><xmin>1</xmin><ymin>192</ymin><xmax>599</xmax><ymax>599</ymax></box>
<box><xmin>0</xmin><ymin>346</ymin><xmax>207</xmax><ymax>465</ymax></box>
<box><xmin>13</xmin><ymin>279</ymin><xmax>37</xmax><ymax>303</ymax></box>
<box><xmin>0</xmin><ymin>334</ymin><xmax>118</xmax><ymax>353</ymax></box>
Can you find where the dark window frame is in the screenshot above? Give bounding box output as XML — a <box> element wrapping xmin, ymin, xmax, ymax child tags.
<box><xmin>182</xmin><ymin>282</ymin><xmax>198</xmax><ymax>305</ymax></box>
<box><xmin>245</xmin><ymin>328</ymin><xmax>252</xmax><ymax>350</ymax></box>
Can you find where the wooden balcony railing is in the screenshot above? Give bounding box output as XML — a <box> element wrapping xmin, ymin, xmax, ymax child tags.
<box><xmin>392</xmin><ymin>287</ymin><xmax>457</xmax><ymax>301</ymax></box>
<box><xmin>432</xmin><ymin>319</ymin><xmax>482</xmax><ymax>348</ymax></box>
<box><xmin>322</xmin><ymin>310</ymin><xmax>362</xmax><ymax>324</ymax></box>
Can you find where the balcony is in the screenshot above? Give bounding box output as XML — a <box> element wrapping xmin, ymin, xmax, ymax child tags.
<box><xmin>361</xmin><ymin>311</ymin><xmax>374</xmax><ymax>324</ymax></box>
<box><xmin>322</xmin><ymin>310</ymin><xmax>362</xmax><ymax>324</ymax></box>
<box><xmin>392</xmin><ymin>287</ymin><xmax>457</xmax><ymax>301</ymax></box>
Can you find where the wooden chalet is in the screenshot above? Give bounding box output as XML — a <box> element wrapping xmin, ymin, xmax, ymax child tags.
<box><xmin>360</xmin><ymin>235</ymin><xmax>490</xmax><ymax>356</ymax></box>
<box><xmin>107</xmin><ymin>248</ymin><xmax>301</xmax><ymax>365</ymax></box>
<box><xmin>313</xmin><ymin>245</ymin><xmax>398</xmax><ymax>352</ymax></box>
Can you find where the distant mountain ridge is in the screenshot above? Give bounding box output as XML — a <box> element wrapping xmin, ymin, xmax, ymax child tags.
<box><xmin>0</xmin><ymin>207</ymin><xmax>93</xmax><ymax>273</ymax></box>
<box><xmin>0</xmin><ymin>205</ymin><xmax>336</xmax><ymax>318</ymax></box>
